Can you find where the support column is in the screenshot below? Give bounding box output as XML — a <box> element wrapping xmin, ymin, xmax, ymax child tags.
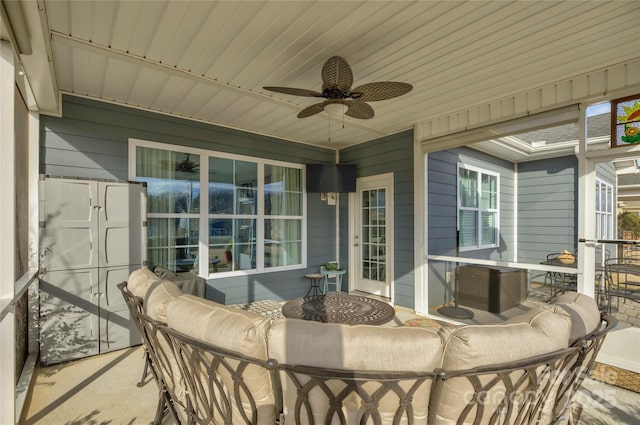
<box><xmin>0</xmin><ymin>38</ymin><xmax>17</xmax><ymax>425</ymax></box>
<box><xmin>577</xmin><ymin>104</ymin><xmax>596</xmax><ymax>297</ymax></box>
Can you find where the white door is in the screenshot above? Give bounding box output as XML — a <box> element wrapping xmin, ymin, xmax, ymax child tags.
<box><xmin>351</xmin><ymin>174</ymin><xmax>393</xmax><ymax>298</ymax></box>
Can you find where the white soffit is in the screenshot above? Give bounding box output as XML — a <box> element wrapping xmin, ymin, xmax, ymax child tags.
<box><xmin>9</xmin><ymin>1</ymin><xmax>640</xmax><ymax>148</ymax></box>
<box><xmin>416</xmin><ymin>57</ymin><xmax>640</xmax><ymax>150</ymax></box>
<box><xmin>418</xmin><ymin>105</ymin><xmax>580</xmax><ymax>154</ymax></box>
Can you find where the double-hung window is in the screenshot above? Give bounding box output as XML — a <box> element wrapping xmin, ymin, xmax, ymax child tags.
<box><xmin>131</xmin><ymin>140</ymin><xmax>305</xmax><ymax>277</ymax></box>
<box><xmin>595</xmin><ymin>179</ymin><xmax>614</xmax><ymax>239</ymax></box>
<box><xmin>457</xmin><ymin>164</ymin><xmax>499</xmax><ymax>250</ymax></box>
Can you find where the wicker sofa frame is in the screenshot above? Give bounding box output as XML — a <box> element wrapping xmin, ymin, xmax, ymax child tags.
<box><xmin>119</xmin><ymin>282</ymin><xmax>615</xmax><ymax>425</ymax></box>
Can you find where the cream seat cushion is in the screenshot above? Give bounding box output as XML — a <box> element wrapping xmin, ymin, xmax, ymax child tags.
<box><xmin>166</xmin><ymin>295</ymin><xmax>275</xmax><ymax>425</ymax></box>
<box><xmin>268</xmin><ymin>318</ymin><xmax>444</xmax><ymax>425</ymax></box>
<box><xmin>434</xmin><ymin>309</ymin><xmax>571</xmax><ymax>425</ymax></box>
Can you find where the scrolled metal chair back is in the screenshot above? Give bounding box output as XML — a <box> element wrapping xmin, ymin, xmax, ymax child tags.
<box><xmin>118</xmin><ymin>282</ymin><xmax>179</xmax><ymax>424</ymax></box>
<box><xmin>429</xmin><ymin>347</ymin><xmax>583</xmax><ymax>425</ymax></box>
<box><xmin>117</xmin><ymin>282</ymin><xmax>145</xmax><ymax>338</ymax></box>
<box><xmin>547</xmin><ymin>313</ymin><xmax>617</xmax><ymax>422</ymax></box>
<box><xmin>275</xmin><ymin>364</ymin><xmax>436</xmax><ymax>425</ymax></box>
<box><xmin>158</xmin><ymin>324</ymin><xmax>281</xmax><ymax>425</ymax></box>
<box><xmin>121</xmin><ymin>288</ymin><xmax>188</xmax><ymax>423</ymax></box>
<box><xmin>426</xmin><ymin>314</ymin><xmax>617</xmax><ymax>425</ymax></box>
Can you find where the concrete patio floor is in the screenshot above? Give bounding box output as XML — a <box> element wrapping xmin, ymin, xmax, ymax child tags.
<box><xmin>19</xmin><ymin>345</ymin><xmax>640</xmax><ymax>425</ymax></box>
<box><xmin>20</xmin><ymin>297</ymin><xmax>640</xmax><ymax>425</ymax></box>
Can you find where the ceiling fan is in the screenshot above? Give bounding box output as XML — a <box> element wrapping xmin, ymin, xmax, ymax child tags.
<box><xmin>263</xmin><ymin>56</ymin><xmax>412</xmax><ymax>119</ymax></box>
<box><xmin>175</xmin><ymin>154</ymin><xmax>199</xmax><ymax>173</ymax></box>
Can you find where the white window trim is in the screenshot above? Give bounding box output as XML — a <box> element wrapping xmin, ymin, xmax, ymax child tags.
<box><xmin>457</xmin><ymin>162</ymin><xmax>500</xmax><ymax>251</ymax></box>
<box><xmin>128</xmin><ymin>138</ymin><xmax>307</xmax><ymax>278</ymax></box>
<box><xmin>595</xmin><ymin>178</ymin><xmax>614</xmax><ymax>240</ymax></box>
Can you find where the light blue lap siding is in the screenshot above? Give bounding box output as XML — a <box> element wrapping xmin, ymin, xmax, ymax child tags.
<box><xmin>40</xmin><ymin>95</ymin><xmax>335</xmax><ymax>304</ymax></box>
<box><xmin>339</xmin><ymin>130</ymin><xmax>415</xmax><ymax>308</ymax></box>
<box><xmin>428</xmin><ymin>146</ymin><xmax>516</xmax><ymax>259</ymax></box>
<box><xmin>517</xmin><ymin>156</ymin><xmax>578</xmax><ymax>264</ymax></box>
<box><xmin>427</xmin><ymin>147</ymin><xmax>516</xmax><ymax>307</ymax></box>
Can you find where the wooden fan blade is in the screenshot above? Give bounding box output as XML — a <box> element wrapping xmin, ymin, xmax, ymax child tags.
<box><xmin>345</xmin><ymin>100</ymin><xmax>374</xmax><ymax>119</ymax></box>
<box><xmin>321</xmin><ymin>56</ymin><xmax>353</xmax><ymax>92</ymax></box>
<box><xmin>297</xmin><ymin>101</ymin><xmax>328</xmax><ymax>118</ymax></box>
<box><xmin>263</xmin><ymin>86</ymin><xmax>323</xmax><ymax>97</ymax></box>
<box><xmin>350</xmin><ymin>82</ymin><xmax>412</xmax><ymax>102</ymax></box>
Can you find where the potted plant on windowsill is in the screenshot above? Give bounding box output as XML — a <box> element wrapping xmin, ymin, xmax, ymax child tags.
<box><xmin>225</xmin><ymin>239</ymin><xmax>233</xmax><ymax>263</ymax></box>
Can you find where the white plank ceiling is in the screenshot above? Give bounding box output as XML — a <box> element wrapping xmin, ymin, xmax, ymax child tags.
<box><xmin>13</xmin><ymin>0</ymin><xmax>640</xmax><ymax>149</ymax></box>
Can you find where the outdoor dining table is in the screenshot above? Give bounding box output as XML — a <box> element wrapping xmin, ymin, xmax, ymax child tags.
<box><xmin>541</xmin><ymin>257</ymin><xmax>578</xmax><ymax>301</ymax></box>
<box><xmin>281</xmin><ymin>293</ymin><xmax>395</xmax><ymax>325</ymax></box>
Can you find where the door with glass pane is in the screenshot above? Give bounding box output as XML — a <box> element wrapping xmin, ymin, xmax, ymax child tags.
<box><xmin>353</xmin><ymin>174</ymin><xmax>393</xmax><ymax>298</ymax></box>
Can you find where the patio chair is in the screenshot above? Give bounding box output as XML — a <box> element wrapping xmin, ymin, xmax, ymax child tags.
<box><xmin>157</xmin><ymin>324</ymin><xmax>281</xmax><ymax>425</ymax></box>
<box><xmin>117</xmin><ymin>282</ymin><xmax>185</xmax><ymax>425</ymax></box>
<box><xmin>562</xmin><ymin>313</ymin><xmax>617</xmax><ymax>413</ymax></box>
<box><xmin>429</xmin><ymin>313</ymin><xmax>616</xmax><ymax>425</ymax></box>
<box><xmin>604</xmin><ymin>257</ymin><xmax>640</xmax><ymax>314</ymax></box>
<box><xmin>116</xmin><ymin>282</ymin><xmax>151</xmax><ymax>388</ymax></box>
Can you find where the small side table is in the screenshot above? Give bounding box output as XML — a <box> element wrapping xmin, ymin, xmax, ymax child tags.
<box><xmin>304</xmin><ymin>273</ymin><xmax>324</xmax><ymax>296</ymax></box>
<box><xmin>321</xmin><ymin>268</ymin><xmax>346</xmax><ymax>293</ymax></box>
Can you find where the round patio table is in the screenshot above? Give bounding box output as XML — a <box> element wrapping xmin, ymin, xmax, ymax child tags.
<box><xmin>281</xmin><ymin>293</ymin><xmax>395</xmax><ymax>325</ymax></box>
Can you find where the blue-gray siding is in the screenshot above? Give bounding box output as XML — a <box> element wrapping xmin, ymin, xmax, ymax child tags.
<box><xmin>428</xmin><ymin>147</ymin><xmax>516</xmax><ymax>258</ymax></box>
<box><xmin>517</xmin><ymin>156</ymin><xmax>578</xmax><ymax>263</ymax></box>
<box><xmin>518</xmin><ymin>157</ymin><xmax>616</xmax><ymax>274</ymax></box>
<box><xmin>427</xmin><ymin>147</ymin><xmax>516</xmax><ymax>307</ymax></box>
<box><xmin>41</xmin><ymin>95</ymin><xmax>336</xmax><ymax>304</ymax></box>
<box><xmin>339</xmin><ymin>130</ymin><xmax>414</xmax><ymax>308</ymax></box>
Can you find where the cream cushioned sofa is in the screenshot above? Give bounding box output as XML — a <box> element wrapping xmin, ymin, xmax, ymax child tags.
<box><xmin>126</xmin><ymin>268</ymin><xmax>609</xmax><ymax>425</ymax></box>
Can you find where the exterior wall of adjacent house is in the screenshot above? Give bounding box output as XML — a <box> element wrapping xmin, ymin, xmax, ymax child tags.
<box><xmin>339</xmin><ymin>131</ymin><xmax>415</xmax><ymax>308</ymax></box>
<box><xmin>40</xmin><ymin>96</ymin><xmax>336</xmax><ymax>304</ymax></box>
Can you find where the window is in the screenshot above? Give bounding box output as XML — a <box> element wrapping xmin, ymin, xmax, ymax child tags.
<box><xmin>595</xmin><ymin>179</ymin><xmax>614</xmax><ymax>239</ymax></box>
<box><xmin>457</xmin><ymin>164</ymin><xmax>499</xmax><ymax>250</ymax></box>
<box><xmin>132</xmin><ymin>140</ymin><xmax>305</xmax><ymax>276</ymax></box>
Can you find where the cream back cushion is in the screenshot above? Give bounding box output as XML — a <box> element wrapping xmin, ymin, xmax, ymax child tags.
<box><xmin>127</xmin><ymin>267</ymin><xmax>160</xmax><ymax>299</ymax></box>
<box><xmin>268</xmin><ymin>318</ymin><xmax>444</xmax><ymax>425</ymax></box>
<box><xmin>434</xmin><ymin>310</ymin><xmax>571</xmax><ymax>425</ymax></box>
<box><xmin>166</xmin><ymin>295</ymin><xmax>275</xmax><ymax>425</ymax></box>
<box><xmin>144</xmin><ymin>280</ymin><xmax>183</xmax><ymax>322</ymax></box>
<box><xmin>544</xmin><ymin>291</ymin><xmax>601</xmax><ymax>343</ymax></box>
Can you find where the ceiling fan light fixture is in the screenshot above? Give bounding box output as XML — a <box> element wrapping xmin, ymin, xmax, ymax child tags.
<box><xmin>325</xmin><ymin>102</ymin><xmax>347</xmax><ymax>116</ymax></box>
<box><xmin>264</xmin><ymin>55</ymin><xmax>412</xmax><ymax>120</ymax></box>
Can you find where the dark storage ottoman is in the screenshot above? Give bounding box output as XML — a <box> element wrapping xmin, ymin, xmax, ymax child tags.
<box><xmin>457</xmin><ymin>265</ymin><xmax>527</xmax><ymax>313</ymax></box>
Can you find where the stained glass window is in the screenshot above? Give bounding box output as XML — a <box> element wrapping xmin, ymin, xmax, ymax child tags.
<box><xmin>611</xmin><ymin>94</ymin><xmax>640</xmax><ymax>147</ymax></box>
